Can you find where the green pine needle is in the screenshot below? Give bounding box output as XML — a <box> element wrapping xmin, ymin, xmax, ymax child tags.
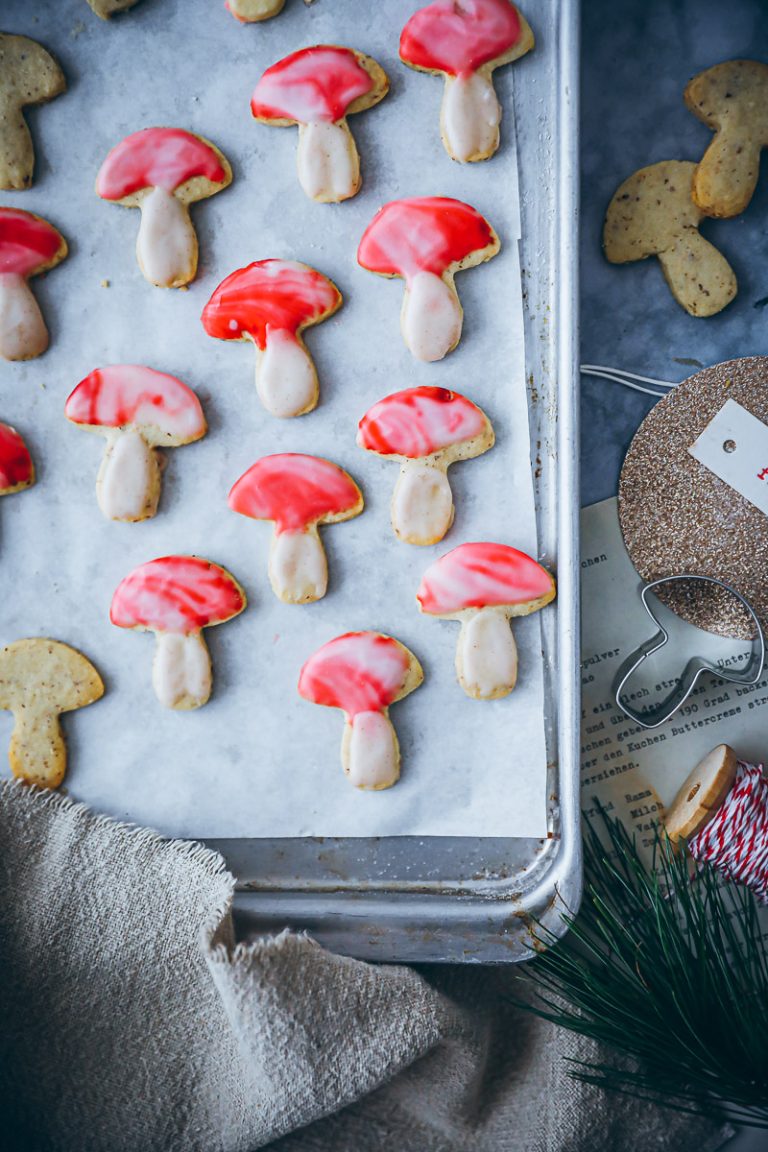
<box><xmin>518</xmin><ymin>807</ymin><xmax>768</xmax><ymax>1129</ymax></box>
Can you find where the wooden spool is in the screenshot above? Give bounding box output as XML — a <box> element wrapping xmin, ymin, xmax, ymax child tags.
<box><xmin>665</xmin><ymin>743</ymin><xmax>738</xmax><ymax>843</ymax></box>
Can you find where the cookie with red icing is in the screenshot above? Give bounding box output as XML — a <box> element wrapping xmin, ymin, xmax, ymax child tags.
<box><xmin>400</xmin><ymin>0</ymin><xmax>534</xmax><ymax>163</ymax></box>
<box><xmin>0</xmin><ymin>208</ymin><xmax>67</xmax><ymax>362</ymax></box>
<box><xmin>96</xmin><ymin>127</ymin><xmax>232</xmax><ymax>288</ymax></box>
<box><xmin>251</xmin><ymin>45</ymin><xmax>389</xmax><ymax>203</ymax></box>
<box><xmin>357</xmin><ymin>386</ymin><xmax>494</xmax><ymax>545</ymax></box>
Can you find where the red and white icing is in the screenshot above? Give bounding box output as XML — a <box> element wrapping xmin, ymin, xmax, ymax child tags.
<box><xmin>229</xmin><ymin>454</ymin><xmax>362</xmax><ymax>604</ymax></box>
<box><xmin>96</xmin><ymin>129</ymin><xmax>227</xmax><ymax>200</ymax></box>
<box><xmin>400</xmin><ymin>0</ymin><xmax>521</xmax><ymax>76</ymax></box>
<box><xmin>202</xmin><ymin>260</ymin><xmax>341</xmax><ymax>417</ymax></box>
<box><xmin>417</xmin><ymin>542</ymin><xmax>553</xmax><ymax>614</ymax></box>
<box><xmin>111</xmin><ymin>556</ymin><xmax>245</xmax><ymax>710</ymax></box>
<box><xmin>357</xmin><ymin>385</ymin><xmax>487</xmax><ymax>458</ymax></box>
<box><xmin>251</xmin><ymin>46</ymin><xmax>379</xmax><ymax>202</ymax></box>
<box><xmin>111</xmin><ymin>556</ymin><xmax>244</xmax><ymax>634</ymax></box>
<box><xmin>400</xmin><ymin>1</ymin><xmax>524</xmax><ymax>163</ymax></box>
<box><xmin>97</xmin><ymin>129</ymin><xmax>228</xmax><ymax>289</ymax></box>
<box><xmin>357</xmin><ymin>197</ymin><xmax>497</xmax><ymax>361</ymax></box>
<box><xmin>251</xmin><ymin>46</ymin><xmax>374</xmax><ymax>124</ymax></box>
<box><xmin>66</xmin><ymin>366</ymin><xmax>206</xmax><ymax>523</ymax></box>
<box><xmin>0</xmin><ymin>208</ymin><xmax>65</xmax><ymax>361</ymax></box>
<box><xmin>0</xmin><ymin>422</ymin><xmax>34</xmax><ymax>492</ymax></box>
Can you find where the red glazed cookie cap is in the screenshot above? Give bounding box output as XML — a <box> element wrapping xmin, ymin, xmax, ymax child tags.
<box><xmin>111</xmin><ymin>556</ymin><xmax>245</xmax><ymax>634</ymax></box>
<box><xmin>298</xmin><ymin>631</ymin><xmax>412</xmax><ymax>717</ymax></box>
<box><xmin>251</xmin><ymin>46</ymin><xmax>375</xmax><ymax>124</ymax></box>
<box><xmin>400</xmin><ymin>0</ymin><xmax>522</xmax><ymax>75</ymax></box>
<box><xmin>0</xmin><ymin>422</ymin><xmax>34</xmax><ymax>492</ymax></box>
<box><xmin>228</xmin><ymin>453</ymin><xmax>362</xmax><ymax>534</ymax></box>
<box><xmin>65</xmin><ymin>365</ymin><xmax>206</xmax><ymax>443</ymax></box>
<box><xmin>357</xmin><ymin>386</ymin><xmax>488</xmax><ymax>458</ymax></box>
<box><xmin>417</xmin><ymin>542</ymin><xmax>555</xmax><ymax>615</ymax></box>
<box><xmin>357</xmin><ymin>197</ymin><xmax>497</xmax><ymax>279</ymax></box>
<box><xmin>96</xmin><ymin>128</ymin><xmax>229</xmax><ymax>200</ymax></box>
<box><xmin>0</xmin><ymin>208</ymin><xmax>66</xmax><ymax>278</ymax></box>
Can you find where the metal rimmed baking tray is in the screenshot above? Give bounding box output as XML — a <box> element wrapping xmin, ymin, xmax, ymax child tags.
<box><xmin>218</xmin><ymin>0</ymin><xmax>582</xmax><ymax>964</ymax></box>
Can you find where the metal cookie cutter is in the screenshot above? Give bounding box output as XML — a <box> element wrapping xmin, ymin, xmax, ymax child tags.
<box><xmin>613</xmin><ymin>574</ymin><xmax>766</xmax><ymax>729</ymax></box>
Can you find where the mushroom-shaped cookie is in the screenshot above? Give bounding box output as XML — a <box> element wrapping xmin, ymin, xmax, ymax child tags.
<box><xmin>357</xmin><ymin>196</ymin><xmax>499</xmax><ymax>362</ymax></box>
<box><xmin>357</xmin><ymin>386</ymin><xmax>493</xmax><ymax>545</ymax></box>
<box><xmin>227</xmin><ymin>0</ymin><xmax>285</xmax><ymax>21</ymax></box>
<box><xmin>603</xmin><ymin>160</ymin><xmax>737</xmax><ymax>318</ymax></box>
<box><xmin>201</xmin><ymin>259</ymin><xmax>342</xmax><ymax>417</ymax></box>
<box><xmin>399</xmin><ymin>0</ymin><xmax>533</xmax><ymax>163</ymax></box>
<box><xmin>417</xmin><ymin>542</ymin><xmax>555</xmax><ymax>699</ymax></box>
<box><xmin>685</xmin><ymin>61</ymin><xmax>768</xmax><ymax>218</ymax></box>
<box><xmin>0</xmin><ymin>421</ymin><xmax>34</xmax><ymax>499</ymax></box>
<box><xmin>65</xmin><ymin>365</ymin><xmax>206</xmax><ymax>523</ymax></box>
<box><xmin>0</xmin><ymin>208</ymin><xmax>67</xmax><ymax>361</ymax></box>
<box><xmin>298</xmin><ymin>631</ymin><xmax>423</xmax><ymax>790</ymax></box>
<box><xmin>96</xmin><ymin>127</ymin><xmax>232</xmax><ymax>288</ymax></box>
<box><xmin>111</xmin><ymin>556</ymin><xmax>246</xmax><ymax>710</ymax></box>
<box><xmin>0</xmin><ymin>639</ymin><xmax>104</xmax><ymax>788</ymax></box>
<box><xmin>0</xmin><ymin>34</ymin><xmax>66</xmax><ymax>190</ymax></box>
<box><xmin>86</xmin><ymin>0</ymin><xmax>143</xmax><ymax>16</ymax></box>
<box><xmin>251</xmin><ymin>45</ymin><xmax>389</xmax><ymax>202</ymax></box>
<box><xmin>229</xmin><ymin>454</ymin><xmax>363</xmax><ymax>604</ymax></box>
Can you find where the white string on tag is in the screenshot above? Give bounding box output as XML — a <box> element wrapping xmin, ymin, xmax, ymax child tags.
<box><xmin>580</xmin><ymin>364</ymin><xmax>677</xmax><ymax>399</ymax></box>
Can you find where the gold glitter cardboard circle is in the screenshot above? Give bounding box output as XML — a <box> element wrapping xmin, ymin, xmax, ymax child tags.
<box><xmin>618</xmin><ymin>356</ymin><xmax>768</xmax><ymax>640</ymax></box>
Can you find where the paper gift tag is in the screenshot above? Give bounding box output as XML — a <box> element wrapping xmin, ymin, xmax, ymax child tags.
<box><xmin>688</xmin><ymin>398</ymin><xmax>768</xmax><ymax>517</ymax></box>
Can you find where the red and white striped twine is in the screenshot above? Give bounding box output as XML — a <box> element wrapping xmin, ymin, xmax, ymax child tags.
<box><xmin>687</xmin><ymin>761</ymin><xmax>768</xmax><ymax>903</ymax></box>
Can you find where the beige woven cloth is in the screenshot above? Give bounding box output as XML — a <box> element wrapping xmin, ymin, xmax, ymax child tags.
<box><xmin>0</xmin><ymin>780</ymin><xmax>729</xmax><ymax>1152</ymax></box>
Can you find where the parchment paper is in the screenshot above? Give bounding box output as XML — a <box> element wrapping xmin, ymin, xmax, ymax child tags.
<box><xmin>0</xmin><ymin>0</ymin><xmax>546</xmax><ymax>838</ymax></box>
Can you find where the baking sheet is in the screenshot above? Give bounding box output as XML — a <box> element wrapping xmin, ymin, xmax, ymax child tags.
<box><xmin>0</xmin><ymin>0</ymin><xmax>547</xmax><ymax>839</ymax></box>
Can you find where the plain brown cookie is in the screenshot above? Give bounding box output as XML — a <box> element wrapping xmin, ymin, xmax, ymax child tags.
<box><xmin>86</xmin><ymin>0</ymin><xmax>143</xmax><ymax>17</ymax></box>
<box><xmin>685</xmin><ymin>60</ymin><xmax>768</xmax><ymax>218</ymax></box>
<box><xmin>0</xmin><ymin>34</ymin><xmax>66</xmax><ymax>191</ymax></box>
<box><xmin>603</xmin><ymin>159</ymin><xmax>737</xmax><ymax>317</ymax></box>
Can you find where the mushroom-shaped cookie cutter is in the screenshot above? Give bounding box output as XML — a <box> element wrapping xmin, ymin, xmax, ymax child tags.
<box><xmin>110</xmin><ymin>556</ymin><xmax>246</xmax><ymax>710</ymax></box>
<box><xmin>613</xmin><ymin>575</ymin><xmax>765</xmax><ymax>730</ymax></box>
<box><xmin>417</xmin><ymin>542</ymin><xmax>556</xmax><ymax>699</ymax></box>
<box><xmin>227</xmin><ymin>0</ymin><xmax>285</xmax><ymax>21</ymax></box>
<box><xmin>201</xmin><ymin>259</ymin><xmax>342</xmax><ymax>417</ymax></box>
<box><xmin>357</xmin><ymin>196</ymin><xmax>499</xmax><ymax>362</ymax></box>
<box><xmin>0</xmin><ymin>34</ymin><xmax>66</xmax><ymax>190</ymax></box>
<box><xmin>96</xmin><ymin>127</ymin><xmax>232</xmax><ymax>288</ymax></box>
<box><xmin>399</xmin><ymin>0</ymin><xmax>533</xmax><ymax>163</ymax></box>
<box><xmin>0</xmin><ymin>421</ymin><xmax>35</xmax><ymax>498</ymax></box>
<box><xmin>228</xmin><ymin>453</ymin><xmax>363</xmax><ymax>604</ymax></box>
<box><xmin>251</xmin><ymin>45</ymin><xmax>389</xmax><ymax>202</ymax></box>
<box><xmin>0</xmin><ymin>638</ymin><xmax>104</xmax><ymax>788</ymax></box>
<box><xmin>685</xmin><ymin>61</ymin><xmax>768</xmax><ymax>218</ymax></box>
<box><xmin>603</xmin><ymin>160</ymin><xmax>737</xmax><ymax>318</ymax></box>
<box><xmin>357</xmin><ymin>385</ymin><xmax>493</xmax><ymax>545</ymax></box>
<box><xmin>65</xmin><ymin>365</ymin><xmax>206</xmax><ymax>522</ymax></box>
<box><xmin>0</xmin><ymin>208</ymin><xmax>67</xmax><ymax>361</ymax></box>
<box><xmin>299</xmin><ymin>631</ymin><xmax>423</xmax><ymax>790</ymax></box>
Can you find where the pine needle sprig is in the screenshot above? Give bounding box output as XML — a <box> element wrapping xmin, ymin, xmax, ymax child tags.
<box><xmin>518</xmin><ymin>807</ymin><xmax>768</xmax><ymax>1128</ymax></box>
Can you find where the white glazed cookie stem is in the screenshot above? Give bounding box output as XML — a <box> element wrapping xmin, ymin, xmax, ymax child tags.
<box><xmin>456</xmin><ymin>606</ymin><xmax>518</xmax><ymax>700</ymax></box>
<box><xmin>441</xmin><ymin>72</ymin><xmax>501</xmax><ymax>164</ymax></box>
<box><xmin>256</xmin><ymin>327</ymin><xmax>319</xmax><ymax>417</ymax></box>
<box><xmin>296</xmin><ymin>121</ymin><xmax>361</xmax><ymax>203</ymax></box>
<box><xmin>97</xmin><ymin>428</ymin><xmax>161</xmax><ymax>522</ymax></box>
<box><xmin>0</xmin><ymin>272</ymin><xmax>48</xmax><ymax>360</ymax></box>
<box><xmin>136</xmin><ymin>187</ymin><xmax>197</xmax><ymax>289</ymax></box>
<box><xmin>9</xmin><ymin>708</ymin><xmax>66</xmax><ymax>788</ymax></box>
<box><xmin>152</xmin><ymin>631</ymin><xmax>212</xmax><ymax>710</ymax></box>
<box><xmin>268</xmin><ymin>526</ymin><xmax>328</xmax><ymax>603</ymax></box>
<box><xmin>400</xmin><ymin>271</ymin><xmax>462</xmax><ymax>362</ymax></box>
<box><xmin>341</xmin><ymin>710</ymin><xmax>400</xmax><ymax>789</ymax></box>
<box><xmin>392</xmin><ymin>460</ymin><xmax>453</xmax><ymax>545</ymax></box>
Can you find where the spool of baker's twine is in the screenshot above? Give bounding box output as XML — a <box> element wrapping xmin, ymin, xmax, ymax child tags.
<box><xmin>666</xmin><ymin>746</ymin><xmax>768</xmax><ymax>902</ymax></box>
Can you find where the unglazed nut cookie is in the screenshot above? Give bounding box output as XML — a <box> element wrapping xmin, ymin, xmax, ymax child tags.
<box><xmin>96</xmin><ymin>128</ymin><xmax>232</xmax><ymax>288</ymax></box>
<box><xmin>227</xmin><ymin>0</ymin><xmax>286</xmax><ymax>21</ymax></box>
<box><xmin>399</xmin><ymin>0</ymin><xmax>534</xmax><ymax>163</ymax></box>
<box><xmin>417</xmin><ymin>542</ymin><xmax>555</xmax><ymax>700</ymax></box>
<box><xmin>86</xmin><ymin>0</ymin><xmax>143</xmax><ymax>18</ymax></box>
<box><xmin>111</xmin><ymin>556</ymin><xmax>246</xmax><ymax>710</ymax></box>
<box><xmin>603</xmin><ymin>160</ymin><xmax>737</xmax><ymax>317</ymax></box>
<box><xmin>0</xmin><ymin>34</ymin><xmax>66</xmax><ymax>190</ymax></box>
<box><xmin>201</xmin><ymin>259</ymin><xmax>342</xmax><ymax>417</ymax></box>
<box><xmin>0</xmin><ymin>639</ymin><xmax>104</xmax><ymax>789</ymax></box>
<box><xmin>357</xmin><ymin>386</ymin><xmax>494</xmax><ymax>545</ymax></box>
<box><xmin>0</xmin><ymin>207</ymin><xmax>67</xmax><ymax>361</ymax></box>
<box><xmin>685</xmin><ymin>60</ymin><xmax>768</xmax><ymax>218</ymax></box>
<box><xmin>65</xmin><ymin>365</ymin><xmax>207</xmax><ymax>523</ymax></box>
<box><xmin>229</xmin><ymin>454</ymin><xmax>363</xmax><ymax>604</ymax></box>
<box><xmin>298</xmin><ymin>632</ymin><xmax>423</xmax><ymax>790</ymax></box>
<box><xmin>357</xmin><ymin>196</ymin><xmax>500</xmax><ymax>362</ymax></box>
<box><xmin>251</xmin><ymin>45</ymin><xmax>389</xmax><ymax>202</ymax></box>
